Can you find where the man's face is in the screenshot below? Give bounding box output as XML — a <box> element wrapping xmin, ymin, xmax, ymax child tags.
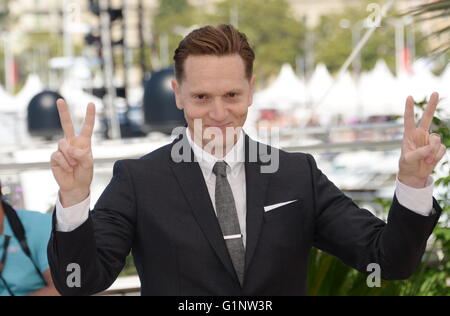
<box><xmin>172</xmin><ymin>54</ymin><xmax>256</xmax><ymax>155</ymax></box>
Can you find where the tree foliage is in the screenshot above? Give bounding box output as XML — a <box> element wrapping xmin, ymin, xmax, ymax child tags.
<box><xmin>407</xmin><ymin>0</ymin><xmax>450</xmax><ymax>55</ymax></box>
<box><xmin>153</xmin><ymin>0</ymin><xmax>207</xmax><ymax>68</ymax></box>
<box><xmin>206</xmin><ymin>0</ymin><xmax>306</xmax><ymax>83</ymax></box>
<box><xmin>314</xmin><ymin>0</ymin><xmax>428</xmax><ymax>74</ymax></box>
<box><xmin>153</xmin><ymin>0</ymin><xmax>306</xmax><ymax>84</ymax></box>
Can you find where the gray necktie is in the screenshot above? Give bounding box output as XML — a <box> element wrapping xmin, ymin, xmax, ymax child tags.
<box><xmin>213</xmin><ymin>161</ymin><xmax>246</xmax><ymax>286</ymax></box>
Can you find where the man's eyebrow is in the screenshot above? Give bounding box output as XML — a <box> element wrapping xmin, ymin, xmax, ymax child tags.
<box><xmin>190</xmin><ymin>91</ymin><xmax>210</xmax><ymax>96</ymax></box>
<box><xmin>189</xmin><ymin>89</ymin><xmax>243</xmax><ymax>96</ymax></box>
<box><xmin>225</xmin><ymin>89</ymin><xmax>243</xmax><ymax>93</ymax></box>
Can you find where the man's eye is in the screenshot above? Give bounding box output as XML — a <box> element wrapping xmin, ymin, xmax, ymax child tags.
<box><xmin>195</xmin><ymin>95</ymin><xmax>207</xmax><ymax>100</ymax></box>
<box><xmin>227</xmin><ymin>93</ymin><xmax>237</xmax><ymax>98</ymax></box>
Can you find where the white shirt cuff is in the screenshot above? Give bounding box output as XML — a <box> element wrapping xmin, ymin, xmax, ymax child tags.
<box><xmin>56</xmin><ymin>194</ymin><xmax>91</xmax><ymax>232</ymax></box>
<box><xmin>395</xmin><ymin>175</ymin><xmax>434</xmax><ymax>217</ymax></box>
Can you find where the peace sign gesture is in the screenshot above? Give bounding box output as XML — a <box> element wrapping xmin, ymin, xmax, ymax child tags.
<box><xmin>398</xmin><ymin>92</ymin><xmax>447</xmax><ymax>188</ymax></box>
<box><xmin>50</xmin><ymin>99</ymin><xmax>96</xmax><ymax>207</ymax></box>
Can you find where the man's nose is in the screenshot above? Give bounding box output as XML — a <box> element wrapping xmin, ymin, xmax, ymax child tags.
<box><xmin>209</xmin><ymin>99</ymin><xmax>228</xmax><ymax>122</ymax></box>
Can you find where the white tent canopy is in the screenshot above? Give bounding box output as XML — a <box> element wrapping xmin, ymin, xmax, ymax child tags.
<box><xmin>14</xmin><ymin>74</ymin><xmax>45</xmax><ymax>112</ymax></box>
<box><xmin>396</xmin><ymin>59</ymin><xmax>441</xmax><ymax>104</ymax></box>
<box><xmin>360</xmin><ymin>60</ymin><xmax>401</xmax><ymax>116</ymax></box>
<box><xmin>440</xmin><ymin>63</ymin><xmax>450</xmax><ymax>85</ymax></box>
<box><xmin>253</xmin><ymin>63</ymin><xmax>307</xmax><ymax>110</ymax></box>
<box><xmin>60</xmin><ymin>81</ymin><xmax>104</xmax><ymax>135</ymax></box>
<box><xmin>438</xmin><ymin>63</ymin><xmax>450</xmax><ymax>117</ymax></box>
<box><xmin>307</xmin><ymin>63</ymin><xmax>334</xmax><ymax>106</ymax></box>
<box><xmin>0</xmin><ymin>85</ymin><xmax>18</xmax><ymax>113</ymax></box>
<box><xmin>305</xmin><ymin>60</ymin><xmax>448</xmax><ymax>121</ymax></box>
<box><xmin>315</xmin><ymin>71</ymin><xmax>360</xmax><ymax>121</ymax></box>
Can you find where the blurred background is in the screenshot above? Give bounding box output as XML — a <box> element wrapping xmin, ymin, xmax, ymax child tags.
<box><xmin>0</xmin><ymin>0</ymin><xmax>448</xmax><ymax>295</ymax></box>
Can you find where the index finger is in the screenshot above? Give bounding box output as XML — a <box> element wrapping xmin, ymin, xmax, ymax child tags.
<box><xmin>80</xmin><ymin>103</ymin><xmax>96</xmax><ymax>138</ymax></box>
<box><xmin>404</xmin><ymin>96</ymin><xmax>416</xmax><ymax>134</ymax></box>
<box><xmin>418</xmin><ymin>92</ymin><xmax>439</xmax><ymax>131</ymax></box>
<box><xmin>57</xmin><ymin>99</ymin><xmax>75</xmax><ymax>139</ymax></box>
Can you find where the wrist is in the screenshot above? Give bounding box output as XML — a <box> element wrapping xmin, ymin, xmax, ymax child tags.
<box><xmin>59</xmin><ymin>189</ymin><xmax>90</xmax><ymax>208</ymax></box>
<box><xmin>397</xmin><ymin>174</ymin><xmax>428</xmax><ymax>189</ymax></box>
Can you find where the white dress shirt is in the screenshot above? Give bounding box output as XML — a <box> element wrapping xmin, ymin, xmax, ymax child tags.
<box><xmin>187</xmin><ymin>129</ymin><xmax>248</xmax><ymax>247</ymax></box>
<box><xmin>56</xmin><ymin>130</ymin><xmax>435</xmax><ymax>243</ymax></box>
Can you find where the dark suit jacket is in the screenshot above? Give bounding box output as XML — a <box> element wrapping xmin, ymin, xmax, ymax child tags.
<box><xmin>48</xmin><ymin>130</ymin><xmax>442</xmax><ymax>296</ymax></box>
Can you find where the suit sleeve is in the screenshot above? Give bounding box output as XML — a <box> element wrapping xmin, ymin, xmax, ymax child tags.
<box><xmin>48</xmin><ymin>160</ymin><xmax>137</xmax><ymax>296</ymax></box>
<box><xmin>307</xmin><ymin>154</ymin><xmax>442</xmax><ymax>280</ymax></box>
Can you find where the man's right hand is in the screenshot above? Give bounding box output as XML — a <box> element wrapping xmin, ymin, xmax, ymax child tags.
<box><xmin>51</xmin><ymin>99</ymin><xmax>96</xmax><ymax>208</ymax></box>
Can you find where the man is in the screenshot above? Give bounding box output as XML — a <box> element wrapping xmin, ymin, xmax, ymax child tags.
<box><xmin>0</xmin><ymin>182</ymin><xmax>59</xmax><ymax>296</ymax></box>
<box><xmin>48</xmin><ymin>24</ymin><xmax>446</xmax><ymax>296</ymax></box>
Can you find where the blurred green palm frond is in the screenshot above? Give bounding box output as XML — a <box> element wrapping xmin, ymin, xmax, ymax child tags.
<box><xmin>408</xmin><ymin>0</ymin><xmax>450</xmax><ymax>20</ymax></box>
<box><xmin>406</xmin><ymin>0</ymin><xmax>450</xmax><ymax>55</ymax></box>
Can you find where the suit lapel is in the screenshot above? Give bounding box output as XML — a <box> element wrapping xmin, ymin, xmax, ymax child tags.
<box><xmin>169</xmin><ymin>130</ymin><xmax>272</xmax><ymax>284</ymax></box>
<box><xmin>169</xmin><ymin>130</ymin><xmax>239</xmax><ymax>283</ymax></box>
<box><xmin>244</xmin><ymin>135</ymin><xmax>270</xmax><ymax>274</ymax></box>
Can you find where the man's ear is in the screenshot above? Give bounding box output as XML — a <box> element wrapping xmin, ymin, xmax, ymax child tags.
<box><xmin>171</xmin><ymin>79</ymin><xmax>184</xmax><ymax>110</ymax></box>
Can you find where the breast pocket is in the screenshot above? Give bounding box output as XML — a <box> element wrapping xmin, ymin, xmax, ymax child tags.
<box><xmin>263</xmin><ymin>199</ymin><xmax>302</xmax><ymax>223</ymax></box>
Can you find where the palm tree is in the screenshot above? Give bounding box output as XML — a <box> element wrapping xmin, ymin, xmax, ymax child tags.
<box><xmin>407</xmin><ymin>0</ymin><xmax>450</xmax><ymax>55</ymax></box>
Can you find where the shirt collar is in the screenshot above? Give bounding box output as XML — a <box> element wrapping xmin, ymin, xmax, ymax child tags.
<box><xmin>186</xmin><ymin>128</ymin><xmax>245</xmax><ymax>179</ymax></box>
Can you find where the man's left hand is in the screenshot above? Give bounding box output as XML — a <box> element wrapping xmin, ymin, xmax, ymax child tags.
<box><xmin>398</xmin><ymin>92</ymin><xmax>447</xmax><ymax>188</ymax></box>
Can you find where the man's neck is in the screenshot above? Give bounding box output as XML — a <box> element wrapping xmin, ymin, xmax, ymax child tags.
<box><xmin>188</xmin><ymin>128</ymin><xmax>242</xmax><ymax>159</ymax></box>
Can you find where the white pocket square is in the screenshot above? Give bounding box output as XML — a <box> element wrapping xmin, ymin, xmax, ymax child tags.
<box><xmin>264</xmin><ymin>200</ymin><xmax>298</xmax><ymax>213</ymax></box>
